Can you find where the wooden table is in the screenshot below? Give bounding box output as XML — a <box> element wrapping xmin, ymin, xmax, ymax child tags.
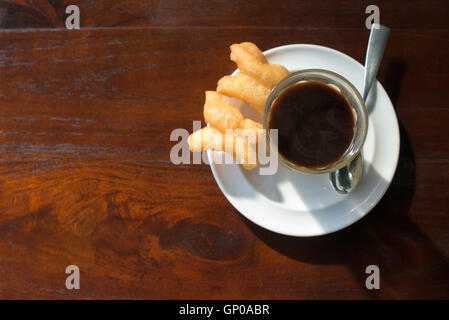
<box><xmin>0</xmin><ymin>0</ymin><xmax>448</xmax><ymax>299</ymax></box>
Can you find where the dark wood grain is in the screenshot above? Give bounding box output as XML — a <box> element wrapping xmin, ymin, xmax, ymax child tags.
<box><xmin>0</xmin><ymin>0</ymin><xmax>448</xmax><ymax>299</ymax></box>
<box><xmin>1</xmin><ymin>0</ymin><xmax>449</xmax><ymax>29</ymax></box>
<box><xmin>1</xmin><ymin>28</ymin><xmax>448</xmax><ymax>161</ymax></box>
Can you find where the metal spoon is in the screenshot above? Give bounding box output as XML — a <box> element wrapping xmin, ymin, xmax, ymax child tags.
<box><xmin>330</xmin><ymin>24</ymin><xmax>390</xmax><ymax>194</ymax></box>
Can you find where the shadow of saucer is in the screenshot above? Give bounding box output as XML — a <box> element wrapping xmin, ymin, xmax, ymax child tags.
<box><xmin>239</xmin><ymin>117</ymin><xmax>449</xmax><ymax>299</ymax></box>
<box><xmin>382</xmin><ymin>58</ymin><xmax>407</xmax><ymax>107</ymax></box>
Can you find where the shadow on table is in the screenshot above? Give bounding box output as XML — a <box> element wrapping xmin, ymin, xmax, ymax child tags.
<box><xmin>239</xmin><ymin>122</ymin><xmax>449</xmax><ymax>298</ymax></box>
<box><xmin>238</xmin><ymin>59</ymin><xmax>449</xmax><ymax>298</ymax></box>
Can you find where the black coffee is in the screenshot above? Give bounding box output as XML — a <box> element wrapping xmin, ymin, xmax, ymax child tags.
<box><xmin>268</xmin><ymin>81</ymin><xmax>355</xmax><ymax>168</ymax></box>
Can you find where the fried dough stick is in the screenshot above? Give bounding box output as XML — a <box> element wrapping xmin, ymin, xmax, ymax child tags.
<box><xmin>188</xmin><ymin>127</ymin><xmax>259</xmax><ymax>170</ymax></box>
<box><xmin>217</xmin><ymin>73</ymin><xmax>270</xmax><ymax>114</ymax></box>
<box><xmin>203</xmin><ymin>91</ymin><xmax>262</xmax><ymax>133</ymax></box>
<box><xmin>203</xmin><ymin>91</ymin><xmax>244</xmax><ymax>132</ymax></box>
<box><xmin>230</xmin><ymin>42</ymin><xmax>289</xmax><ymax>89</ymax></box>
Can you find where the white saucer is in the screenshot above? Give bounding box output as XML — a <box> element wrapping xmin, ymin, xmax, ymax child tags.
<box><xmin>207</xmin><ymin>44</ymin><xmax>400</xmax><ymax>237</ymax></box>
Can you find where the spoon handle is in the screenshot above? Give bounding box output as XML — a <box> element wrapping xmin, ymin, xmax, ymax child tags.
<box><xmin>363</xmin><ymin>24</ymin><xmax>390</xmax><ymax>101</ymax></box>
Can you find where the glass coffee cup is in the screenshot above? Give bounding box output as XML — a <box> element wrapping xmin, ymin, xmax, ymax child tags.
<box><xmin>263</xmin><ymin>69</ymin><xmax>368</xmax><ymax>174</ymax></box>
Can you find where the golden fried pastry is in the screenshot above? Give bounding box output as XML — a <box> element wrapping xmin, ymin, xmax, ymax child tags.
<box><xmin>217</xmin><ymin>73</ymin><xmax>270</xmax><ymax>114</ymax></box>
<box><xmin>185</xmin><ymin>42</ymin><xmax>290</xmax><ymax>170</ymax></box>
<box><xmin>188</xmin><ymin>127</ymin><xmax>258</xmax><ymax>170</ymax></box>
<box><xmin>188</xmin><ymin>127</ymin><xmax>224</xmax><ymax>152</ymax></box>
<box><xmin>203</xmin><ymin>91</ymin><xmax>263</xmax><ymax>134</ymax></box>
<box><xmin>203</xmin><ymin>91</ymin><xmax>244</xmax><ymax>133</ymax></box>
<box><xmin>241</xmin><ymin>118</ymin><xmax>264</xmax><ymax>144</ymax></box>
<box><xmin>230</xmin><ymin>42</ymin><xmax>289</xmax><ymax>89</ymax></box>
<box><xmin>241</xmin><ymin>118</ymin><xmax>263</xmax><ymax>131</ymax></box>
